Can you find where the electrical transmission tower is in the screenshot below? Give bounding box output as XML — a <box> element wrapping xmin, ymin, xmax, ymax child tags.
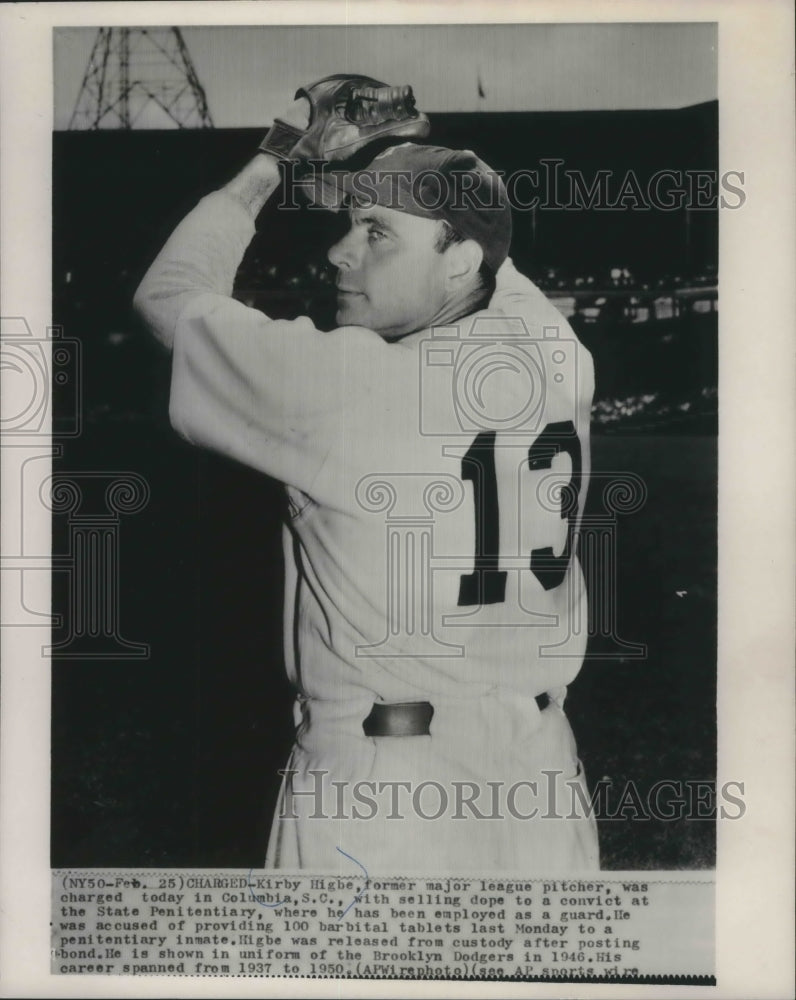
<box><xmin>69</xmin><ymin>27</ymin><xmax>213</xmax><ymax>129</ymax></box>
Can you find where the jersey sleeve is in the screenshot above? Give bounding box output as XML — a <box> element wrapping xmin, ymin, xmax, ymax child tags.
<box><xmin>133</xmin><ymin>190</ymin><xmax>256</xmax><ymax>350</ymax></box>
<box><xmin>169</xmin><ymin>297</ymin><xmax>379</xmax><ymax>498</ymax></box>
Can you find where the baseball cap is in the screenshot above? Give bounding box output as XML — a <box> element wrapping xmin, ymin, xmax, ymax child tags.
<box><xmin>303</xmin><ymin>142</ymin><xmax>512</xmax><ymax>273</ymax></box>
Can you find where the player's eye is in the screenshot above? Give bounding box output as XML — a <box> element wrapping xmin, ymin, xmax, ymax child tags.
<box><xmin>367</xmin><ymin>226</ymin><xmax>387</xmax><ymax>244</ymax></box>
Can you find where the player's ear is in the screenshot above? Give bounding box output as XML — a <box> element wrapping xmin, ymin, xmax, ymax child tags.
<box><xmin>444</xmin><ymin>238</ymin><xmax>483</xmax><ymax>288</ymax></box>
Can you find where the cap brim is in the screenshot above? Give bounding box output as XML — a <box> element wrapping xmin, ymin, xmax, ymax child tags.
<box><xmin>296</xmin><ymin>168</ymin><xmax>356</xmax><ymax>212</ymax></box>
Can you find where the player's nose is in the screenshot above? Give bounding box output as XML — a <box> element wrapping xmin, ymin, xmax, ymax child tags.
<box><xmin>327</xmin><ymin>228</ymin><xmax>360</xmax><ymax>270</ymax></box>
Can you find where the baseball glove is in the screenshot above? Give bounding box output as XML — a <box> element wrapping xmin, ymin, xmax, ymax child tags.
<box><xmin>259</xmin><ymin>73</ymin><xmax>430</xmax><ymax>165</ymax></box>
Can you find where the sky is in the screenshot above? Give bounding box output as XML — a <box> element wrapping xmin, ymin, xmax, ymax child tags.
<box><xmin>54</xmin><ymin>22</ymin><xmax>717</xmax><ymax>129</ymax></box>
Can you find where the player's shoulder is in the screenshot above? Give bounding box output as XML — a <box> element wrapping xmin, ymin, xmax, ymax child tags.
<box><xmin>477</xmin><ymin>285</ymin><xmax>594</xmax><ymax>412</ymax></box>
<box><xmin>250</xmin><ymin>314</ymin><xmax>389</xmax><ymax>355</ymax></box>
<box><xmin>489</xmin><ymin>275</ymin><xmax>582</xmax><ymax>338</ymax></box>
<box><xmin>475</xmin><ymin>294</ymin><xmax>591</xmax><ymax>359</ymax></box>
<box><xmin>326</xmin><ymin>322</ymin><xmax>386</xmax><ymax>345</ymax></box>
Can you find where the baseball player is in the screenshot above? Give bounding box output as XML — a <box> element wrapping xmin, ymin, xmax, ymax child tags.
<box><xmin>135</xmin><ymin>76</ymin><xmax>598</xmax><ymax>873</ymax></box>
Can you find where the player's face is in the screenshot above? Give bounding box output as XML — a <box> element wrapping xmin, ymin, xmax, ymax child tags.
<box><xmin>327</xmin><ymin>204</ymin><xmax>450</xmax><ymax>339</ymax></box>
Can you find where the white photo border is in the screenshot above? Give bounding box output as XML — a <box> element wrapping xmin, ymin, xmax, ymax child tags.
<box><xmin>1</xmin><ymin>2</ymin><xmax>793</xmax><ymax>997</ymax></box>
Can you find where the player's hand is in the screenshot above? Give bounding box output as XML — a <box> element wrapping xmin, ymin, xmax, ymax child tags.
<box><xmin>278</xmin><ymin>96</ymin><xmax>311</xmax><ymax>133</ymax></box>
<box><xmin>258</xmin><ymin>74</ymin><xmax>430</xmax><ymax>166</ymax></box>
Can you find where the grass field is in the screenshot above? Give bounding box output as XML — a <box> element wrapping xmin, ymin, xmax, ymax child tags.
<box><xmin>51</xmin><ymin>425</ymin><xmax>716</xmax><ymax>870</ymax></box>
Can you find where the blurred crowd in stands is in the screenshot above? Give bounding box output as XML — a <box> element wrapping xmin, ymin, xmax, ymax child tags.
<box><xmin>231</xmin><ymin>254</ymin><xmax>718</xmax><ymax>326</ymax></box>
<box><xmin>56</xmin><ymin>255</ymin><xmax>718</xmax><ymax>434</ymax></box>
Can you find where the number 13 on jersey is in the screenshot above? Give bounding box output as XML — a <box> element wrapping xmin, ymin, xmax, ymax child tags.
<box><xmin>451</xmin><ymin>420</ymin><xmax>585</xmax><ymax>610</ymax></box>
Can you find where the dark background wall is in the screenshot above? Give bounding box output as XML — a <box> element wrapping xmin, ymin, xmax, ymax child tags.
<box><xmin>51</xmin><ymin>104</ymin><xmax>718</xmax><ymax>869</ymax></box>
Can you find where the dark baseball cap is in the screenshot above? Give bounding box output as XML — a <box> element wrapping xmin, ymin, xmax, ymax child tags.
<box><xmin>303</xmin><ymin>142</ymin><xmax>512</xmax><ymax>273</ymax></box>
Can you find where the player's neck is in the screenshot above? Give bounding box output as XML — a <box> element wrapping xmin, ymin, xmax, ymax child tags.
<box><xmin>427</xmin><ymin>288</ymin><xmax>482</xmax><ymax>330</ymax></box>
<box><xmin>383</xmin><ymin>288</ymin><xmax>485</xmax><ymax>342</ymax></box>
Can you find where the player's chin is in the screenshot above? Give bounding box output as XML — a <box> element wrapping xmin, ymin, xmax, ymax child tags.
<box><xmin>335</xmin><ymin>293</ymin><xmax>368</xmax><ymax>327</ymax></box>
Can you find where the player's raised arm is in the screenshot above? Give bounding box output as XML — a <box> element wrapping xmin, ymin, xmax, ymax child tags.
<box><xmin>133</xmin><ymin>76</ymin><xmax>430</xmax><ymax>348</ymax></box>
<box><xmin>131</xmin><ymin>76</ymin><xmax>433</xmax><ymax>496</ymax></box>
<box><xmin>131</xmin><ymin>98</ymin><xmax>309</xmax><ymax>349</ymax></box>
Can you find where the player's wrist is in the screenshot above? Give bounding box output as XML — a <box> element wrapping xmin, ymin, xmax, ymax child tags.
<box><xmin>224</xmin><ymin>154</ymin><xmax>282</xmax><ymax>218</ymax></box>
<box><xmin>258</xmin><ymin>118</ymin><xmax>305</xmax><ymax>161</ymax></box>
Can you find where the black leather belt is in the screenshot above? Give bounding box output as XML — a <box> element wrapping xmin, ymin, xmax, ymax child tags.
<box><xmin>362</xmin><ymin>693</ymin><xmax>550</xmax><ymax>737</ymax></box>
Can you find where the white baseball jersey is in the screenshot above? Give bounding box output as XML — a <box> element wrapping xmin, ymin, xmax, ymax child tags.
<box><xmin>136</xmin><ymin>189</ymin><xmax>599</xmax><ymax>873</ymax></box>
